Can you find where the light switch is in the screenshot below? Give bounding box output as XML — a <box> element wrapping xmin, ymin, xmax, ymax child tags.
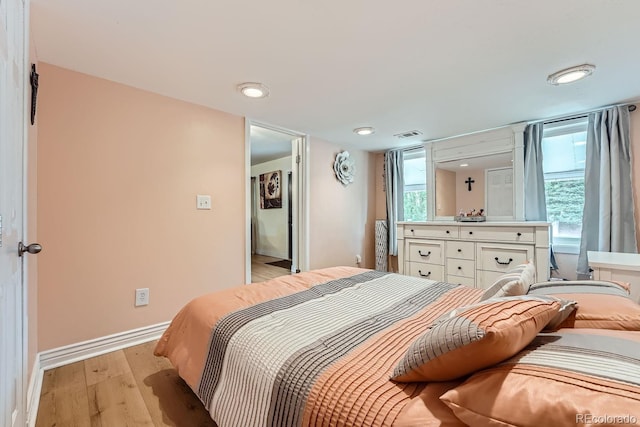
<box><xmin>196</xmin><ymin>195</ymin><xmax>212</xmax><ymax>210</ymax></box>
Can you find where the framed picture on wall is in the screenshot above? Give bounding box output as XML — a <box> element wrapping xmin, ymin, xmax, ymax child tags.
<box><xmin>260</xmin><ymin>170</ymin><xmax>282</xmax><ymax>209</ymax></box>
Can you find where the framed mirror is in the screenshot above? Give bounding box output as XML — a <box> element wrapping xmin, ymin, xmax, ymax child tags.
<box><xmin>434</xmin><ymin>153</ymin><xmax>513</xmax><ymax>219</ymax></box>
<box><xmin>424</xmin><ymin>124</ymin><xmax>526</xmax><ymax>221</ymax></box>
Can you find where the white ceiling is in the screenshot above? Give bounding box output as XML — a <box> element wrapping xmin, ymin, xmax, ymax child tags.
<box><xmin>250</xmin><ymin>125</ymin><xmax>293</xmax><ymax>166</ymax></box>
<box><xmin>31</xmin><ymin>0</ymin><xmax>640</xmax><ymax>153</ymax></box>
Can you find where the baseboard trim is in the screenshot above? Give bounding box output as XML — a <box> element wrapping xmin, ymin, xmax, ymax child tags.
<box><xmin>39</xmin><ymin>321</ymin><xmax>170</xmax><ymax>371</ymax></box>
<box><xmin>27</xmin><ymin>321</ymin><xmax>170</xmax><ymax>427</ymax></box>
<box><xmin>26</xmin><ymin>356</ymin><xmax>42</xmax><ymax>427</ymax></box>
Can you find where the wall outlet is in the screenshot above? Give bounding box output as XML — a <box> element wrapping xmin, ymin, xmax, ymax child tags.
<box><xmin>196</xmin><ymin>194</ymin><xmax>212</xmax><ymax>210</ymax></box>
<box><xmin>135</xmin><ymin>288</ymin><xmax>149</xmax><ymax>306</ymax></box>
<box><xmin>356</xmin><ymin>254</ymin><xmax>362</xmax><ymax>265</ymax></box>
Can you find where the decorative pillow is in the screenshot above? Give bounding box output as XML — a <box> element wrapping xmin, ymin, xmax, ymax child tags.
<box><xmin>528</xmin><ymin>280</ymin><xmax>640</xmax><ymax>330</ymax></box>
<box><xmin>480</xmin><ymin>261</ymin><xmax>536</xmax><ymax>300</ymax></box>
<box><xmin>391</xmin><ymin>295</ymin><xmax>561</xmax><ymax>382</ymax></box>
<box><xmin>440</xmin><ymin>329</ymin><xmax>640</xmax><ymax>427</ymax></box>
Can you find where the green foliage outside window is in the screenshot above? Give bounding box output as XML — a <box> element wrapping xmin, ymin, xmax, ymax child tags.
<box><xmin>545</xmin><ymin>178</ymin><xmax>584</xmax><ymax>225</ymax></box>
<box><xmin>404</xmin><ymin>190</ymin><xmax>427</xmax><ymax>222</ymax></box>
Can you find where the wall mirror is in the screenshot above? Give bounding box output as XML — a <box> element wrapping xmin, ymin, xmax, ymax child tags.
<box><xmin>425</xmin><ymin>124</ymin><xmax>526</xmax><ymax>221</ymax></box>
<box><xmin>434</xmin><ymin>152</ymin><xmax>514</xmax><ymax>219</ymax></box>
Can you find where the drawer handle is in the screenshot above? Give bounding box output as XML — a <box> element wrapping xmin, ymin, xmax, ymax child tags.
<box><xmin>410</xmin><ymin>229</ymin><xmax>415</xmax><ymax>233</ymax></box>
<box><xmin>457</xmin><ymin>248</ymin><xmax>462</xmax><ymax>253</ymax></box>
<box><xmin>418</xmin><ymin>270</ymin><xmax>431</xmax><ymax>278</ymax></box>
<box><xmin>495</xmin><ymin>257</ymin><xmax>513</xmax><ymax>265</ymax></box>
<box><xmin>457</xmin><ymin>266</ymin><xmax>462</xmax><ymax>270</ymax></box>
<box><xmin>517</xmin><ymin>232</ymin><xmax>522</xmax><ymax>237</ymax></box>
<box><xmin>446</xmin><ymin>230</ymin><xmax>450</xmax><ymax>234</ymax></box>
<box><xmin>468</xmin><ymin>231</ymin><xmax>473</xmax><ymax>235</ymax></box>
<box><xmin>418</xmin><ymin>250</ymin><xmax>431</xmax><ymax>257</ymax></box>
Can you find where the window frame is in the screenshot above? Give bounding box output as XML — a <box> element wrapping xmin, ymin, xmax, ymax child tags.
<box><xmin>402</xmin><ymin>148</ymin><xmax>427</xmax><ymax>222</ymax></box>
<box><xmin>541</xmin><ymin>117</ymin><xmax>588</xmax><ymax>254</ymax></box>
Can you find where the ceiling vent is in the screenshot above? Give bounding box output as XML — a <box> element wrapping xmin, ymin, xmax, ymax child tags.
<box><xmin>394</xmin><ymin>130</ymin><xmax>423</xmax><ymax>139</ymax></box>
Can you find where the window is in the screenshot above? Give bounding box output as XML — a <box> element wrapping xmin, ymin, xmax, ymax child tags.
<box><xmin>403</xmin><ymin>148</ymin><xmax>427</xmax><ymax>221</ymax></box>
<box><xmin>541</xmin><ymin>118</ymin><xmax>588</xmax><ymax>253</ymax></box>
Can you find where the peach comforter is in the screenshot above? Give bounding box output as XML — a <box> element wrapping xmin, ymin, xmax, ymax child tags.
<box><xmin>155</xmin><ymin>267</ymin><xmax>483</xmax><ymax>427</ymax></box>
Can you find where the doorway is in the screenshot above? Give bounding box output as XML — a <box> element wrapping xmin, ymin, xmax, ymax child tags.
<box><xmin>245</xmin><ymin>121</ymin><xmax>307</xmax><ymax>283</ymax></box>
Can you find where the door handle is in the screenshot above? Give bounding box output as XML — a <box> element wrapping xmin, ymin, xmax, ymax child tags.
<box><xmin>18</xmin><ymin>242</ymin><xmax>42</xmax><ymax>257</ymax></box>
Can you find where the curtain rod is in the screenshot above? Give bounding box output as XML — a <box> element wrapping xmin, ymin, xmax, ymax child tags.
<box><xmin>529</xmin><ymin>103</ymin><xmax>636</xmax><ymax>126</ymax></box>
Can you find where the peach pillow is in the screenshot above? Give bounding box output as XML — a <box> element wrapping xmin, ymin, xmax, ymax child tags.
<box><xmin>391</xmin><ymin>295</ymin><xmax>561</xmax><ymax>382</ymax></box>
<box><xmin>528</xmin><ymin>280</ymin><xmax>640</xmax><ymax>330</ymax></box>
<box><xmin>440</xmin><ymin>329</ymin><xmax>640</xmax><ymax>427</ymax></box>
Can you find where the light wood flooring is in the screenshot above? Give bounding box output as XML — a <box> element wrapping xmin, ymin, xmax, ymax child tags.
<box><xmin>251</xmin><ymin>254</ymin><xmax>292</xmax><ymax>283</ymax></box>
<box><xmin>35</xmin><ymin>340</ymin><xmax>217</xmax><ymax>427</ymax></box>
<box><xmin>36</xmin><ymin>258</ymin><xmax>290</xmax><ymax>426</ymax></box>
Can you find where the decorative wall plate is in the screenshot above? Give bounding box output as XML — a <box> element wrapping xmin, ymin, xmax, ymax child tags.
<box><xmin>334</xmin><ymin>151</ymin><xmax>355</xmax><ymax>185</ymax></box>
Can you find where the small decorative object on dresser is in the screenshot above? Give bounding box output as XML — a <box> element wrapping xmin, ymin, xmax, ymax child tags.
<box><xmin>333</xmin><ymin>151</ymin><xmax>355</xmax><ymax>186</ymax></box>
<box><xmin>455</xmin><ymin>208</ymin><xmax>486</xmax><ymax>222</ymax></box>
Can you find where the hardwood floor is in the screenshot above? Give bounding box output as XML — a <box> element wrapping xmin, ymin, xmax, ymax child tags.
<box><xmin>36</xmin><ymin>259</ymin><xmax>291</xmax><ymax>426</ymax></box>
<box><xmin>251</xmin><ymin>254</ymin><xmax>292</xmax><ymax>283</ymax></box>
<box><xmin>36</xmin><ymin>340</ymin><xmax>217</xmax><ymax>427</ymax></box>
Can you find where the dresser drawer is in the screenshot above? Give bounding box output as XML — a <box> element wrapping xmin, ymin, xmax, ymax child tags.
<box><xmin>477</xmin><ymin>270</ymin><xmax>504</xmax><ymax>289</ymax></box>
<box><xmin>460</xmin><ymin>226</ymin><xmax>535</xmax><ymax>243</ymax></box>
<box><xmin>406</xmin><ymin>240</ymin><xmax>443</xmax><ymax>264</ymax></box>
<box><xmin>477</xmin><ymin>244</ymin><xmax>533</xmax><ymax>274</ymax></box>
<box><xmin>407</xmin><ymin>262</ymin><xmax>444</xmax><ymax>281</ymax></box>
<box><xmin>404</xmin><ymin>225</ymin><xmax>459</xmax><ymax>239</ymax></box>
<box><xmin>446</xmin><ymin>259</ymin><xmax>475</xmax><ymax>278</ymax></box>
<box><xmin>446</xmin><ymin>274</ymin><xmax>476</xmax><ymax>287</ymax></box>
<box><xmin>445</xmin><ymin>241</ymin><xmax>475</xmax><ymax>260</ymax></box>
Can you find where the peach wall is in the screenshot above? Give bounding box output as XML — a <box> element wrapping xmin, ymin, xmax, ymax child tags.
<box><xmin>435</xmin><ymin>169</ymin><xmax>456</xmax><ymax>216</ymax></box>
<box><xmin>456</xmin><ymin>169</ymin><xmax>484</xmax><ymax>214</ymax></box>
<box><xmin>309</xmin><ymin>140</ymin><xmax>376</xmax><ymax>270</ymax></box>
<box><xmin>37</xmin><ymin>64</ymin><xmax>245</xmax><ymax>350</ymax></box>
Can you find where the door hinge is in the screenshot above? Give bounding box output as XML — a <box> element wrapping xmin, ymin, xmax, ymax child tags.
<box><xmin>296</xmin><ymin>154</ymin><xmax>301</xmax><ymax>164</ymax></box>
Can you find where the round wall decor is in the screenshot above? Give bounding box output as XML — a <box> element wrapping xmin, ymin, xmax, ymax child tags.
<box><xmin>334</xmin><ymin>151</ymin><xmax>355</xmax><ymax>186</ymax></box>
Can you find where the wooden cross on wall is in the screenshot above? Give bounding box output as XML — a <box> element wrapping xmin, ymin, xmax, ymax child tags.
<box><xmin>465</xmin><ymin>177</ymin><xmax>475</xmax><ymax>191</ymax></box>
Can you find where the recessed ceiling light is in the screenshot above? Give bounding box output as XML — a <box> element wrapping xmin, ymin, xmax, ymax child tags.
<box><xmin>460</xmin><ymin>163</ymin><xmax>469</xmax><ymax>167</ymax></box>
<box><xmin>237</xmin><ymin>82</ymin><xmax>270</xmax><ymax>98</ymax></box>
<box><xmin>547</xmin><ymin>64</ymin><xmax>595</xmax><ymax>85</ymax></box>
<box><xmin>354</xmin><ymin>127</ymin><xmax>375</xmax><ymax>136</ymax></box>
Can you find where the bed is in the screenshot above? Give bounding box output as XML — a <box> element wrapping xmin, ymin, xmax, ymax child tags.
<box><xmin>154</xmin><ymin>266</ymin><xmax>640</xmax><ymax>427</ymax></box>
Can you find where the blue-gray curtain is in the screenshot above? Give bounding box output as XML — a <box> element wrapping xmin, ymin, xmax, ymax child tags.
<box><xmin>523</xmin><ymin>123</ymin><xmax>547</xmax><ymax>221</ymax></box>
<box><xmin>577</xmin><ymin>106</ymin><xmax>638</xmax><ymax>275</ymax></box>
<box><xmin>524</xmin><ymin>122</ymin><xmax>558</xmax><ymax>270</ymax></box>
<box><xmin>385</xmin><ymin>149</ymin><xmax>404</xmax><ymax>256</ymax></box>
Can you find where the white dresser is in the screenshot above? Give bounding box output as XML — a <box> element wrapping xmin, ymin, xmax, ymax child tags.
<box><xmin>397</xmin><ymin>221</ymin><xmax>550</xmax><ymax>288</ymax></box>
<box><xmin>589</xmin><ymin>251</ymin><xmax>640</xmax><ymax>303</ymax></box>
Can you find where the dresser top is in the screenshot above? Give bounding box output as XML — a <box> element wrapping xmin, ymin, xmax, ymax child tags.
<box><xmin>397</xmin><ymin>221</ymin><xmax>550</xmax><ymax>227</ymax></box>
<box><xmin>588</xmin><ymin>251</ymin><xmax>640</xmax><ymax>271</ymax></box>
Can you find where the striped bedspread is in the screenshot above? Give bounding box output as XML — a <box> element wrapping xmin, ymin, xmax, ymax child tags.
<box><xmin>155</xmin><ymin>267</ymin><xmax>482</xmax><ymax>427</ymax></box>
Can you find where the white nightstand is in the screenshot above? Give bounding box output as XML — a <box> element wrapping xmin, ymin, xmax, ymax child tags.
<box><xmin>588</xmin><ymin>251</ymin><xmax>640</xmax><ymax>303</ymax></box>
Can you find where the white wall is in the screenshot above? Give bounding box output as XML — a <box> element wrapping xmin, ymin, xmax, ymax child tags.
<box><xmin>251</xmin><ymin>156</ymin><xmax>292</xmax><ymax>259</ymax></box>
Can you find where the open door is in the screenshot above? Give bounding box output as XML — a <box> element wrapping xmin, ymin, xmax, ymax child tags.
<box><xmin>0</xmin><ymin>0</ymin><xmax>29</xmax><ymax>425</ymax></box>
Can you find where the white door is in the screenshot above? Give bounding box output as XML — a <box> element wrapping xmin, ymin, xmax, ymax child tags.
<box><xmin>0</xmin><ymin>0</ymin><xmax>28</xmax><ymax>425</ymax></box>
<box><xmin>486</xmin><ymin>167</ymin><xmax>514</xmax><ymax>218</ymax></box>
